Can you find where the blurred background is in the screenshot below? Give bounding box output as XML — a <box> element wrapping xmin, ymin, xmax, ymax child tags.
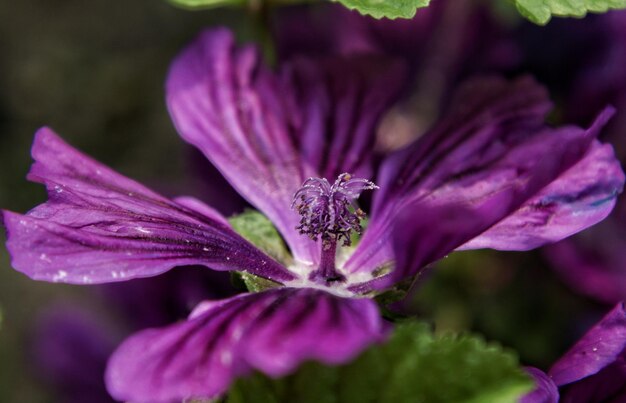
<box><xmin>1</xmin><ymin>0</ymin><xmax>624</xmax><ymax>401</ymax></box>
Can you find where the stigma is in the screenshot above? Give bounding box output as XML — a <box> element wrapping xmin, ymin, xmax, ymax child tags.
<box><xmin>292</xmin><ymin>173</ymin><xmax>377</xmax><ymax>248</ymax></box>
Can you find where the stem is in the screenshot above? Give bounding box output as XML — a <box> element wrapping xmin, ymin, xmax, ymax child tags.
<box><xmin>309</xmin><ymin>240</ymin><xmax>345</xmax><ymax>284</ymax></box>
<box><xmin>246</xmin><ymin>0</ymin><xmax>276</xmax><ymax>67</ymax></box>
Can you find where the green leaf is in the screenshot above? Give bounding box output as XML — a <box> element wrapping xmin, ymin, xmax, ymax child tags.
<box><xmin>227</xmin><ymin>321</ymin><xmax>533</xmax><ymax>402</ymax></box>
<box><xmin>514</xmin><ymin>0</ymin><xmax>626</xmax><ymax>25</ymax></box>
<box><xmin>229</xmin><ymin>209</ymin><xmax>291</xmax><ymax>266</ymax></box>
<box><xmin>333</xmin><ymin>0</ymin><xmax>431</xmax><ymax>19</ymax></box>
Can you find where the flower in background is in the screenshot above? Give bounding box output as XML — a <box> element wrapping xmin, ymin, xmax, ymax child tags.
<box><xmin>540</xmin><ymin>11</ymin><xmax>626</xmax><ymax>304</ymax></box>
<box><xmin>32</xmin><ymin>307</ymin><xmax>119</xmax><ymax>403</ymax></box>
<box><xmin>32</xmin><ymin>267</ymin><xmax>237</xmax><ymax>403</ymax></box>
<box><xmin>273</xmin><ymin>1</ymin><xmax>523</xmax><ymax>155</ymax></box>
<box><xmin>2</xmin><ymin>27</ymin><xmax>623</xmax><ymax>402</ymax></box>
<box><xmin>522</xmin><ymin>302</ymin><xmax>626</xmax><ymax>402</ymax></box>
<box><xmin>550</xmin><ymin>302</ymin><xmax>626</xmax><ymax>402</ymax></box>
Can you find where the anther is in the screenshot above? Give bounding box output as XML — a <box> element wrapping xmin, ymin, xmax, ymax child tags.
<box><xmin>292</xmin><ymin>173</ymin><xmax>377</xmax><ymax>248</ymax></box>
<box><xmin>291</xmin><ymin>173</ymin><xmax>378</xmax><ymax>283</ymax></box>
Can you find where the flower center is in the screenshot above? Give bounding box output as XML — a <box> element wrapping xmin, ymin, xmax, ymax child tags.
<box><xmin>292</xmin><ymin>173</ymin><xmax>378</xmax><ymax>284</ymax></box>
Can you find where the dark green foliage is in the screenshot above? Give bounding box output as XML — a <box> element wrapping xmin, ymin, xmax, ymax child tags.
<box><xmin>227</xmin><ymin>321</ymin><xmax>533</xmax><ymax>402</ymax></box>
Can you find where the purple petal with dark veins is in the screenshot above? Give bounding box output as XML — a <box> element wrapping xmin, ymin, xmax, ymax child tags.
<box><xmin>285</xmin><ymin>56</ymin><xmax>404</xmax><ymax>181</ymax></box>
<box><xmin>372</xmin><ymin>197</ymin><xmax>520</xmax><ymax>292</ymax></box>
<box><xmin>549</xmin><ymin>302</ymin><xmax>626</xmax><ymax>387</ymax></box>
<box><xmin>166</xmin><ymin>28</ymin><xmax>315</xmax><ymax>264</ymax></box>
<box><xmin>166</xmin><ymin>28</ymin><xmax>402</xmax><ymax>265</ymax></box>
<box><xmin>458</xmin><ymin>141</ymin><xmax>624</xmax><ymax>251</ymax></box>
<box><xmin>105</xmin><ymin>288</ymin><xmax>388</xmax><ymax>402</ymax></box>
<box><xmin>520</xmin><ymin>367</ymin><xmax>559</xmax><ymax>403</ymax></box>
<box><xmin>2</xmin><ymin>128</ymin><xmax>294</xmax><ymax>284</ymax></box>
<box><xmin>345</xmin><ymin>76</ymin><xmax>550</xmax><ymax>279</ymax></box>
<box><xmin>345</xmin><ymin>77</ymin><xmax>620</xmax><ymax>291</ymax></box>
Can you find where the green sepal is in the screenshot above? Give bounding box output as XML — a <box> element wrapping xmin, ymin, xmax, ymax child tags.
<box><xmin>372</xmin><ymin>275</ymin><xmax>414</xmax><ymax>307</ymax></box>
<box><xmin>230</xmin><ymin>267</ymin><xmax>282</xmax><ymax>293</ymax></box>
<box><xmin>241</xmin><ymin>272</ymin><xmax>282</xmax><ymax>292</ymax></box>
<box><xmin>228</xmin><ymin>210</ymin><xmax>291</xmax><ymax>293</ymax></box>
<box><xmin>228</xmin><ymin>209</ymin><xmax>292</xmax><ymax>266</ymax></box>
<box><xmin>227</xmin><ymin>321</ymin><xmax>533</xmax><ymax>402</ymax></box>
<box><xmin>514</xmin><ymin>0</ymin><xmax>626</xmax><ymax>25</ymax></box>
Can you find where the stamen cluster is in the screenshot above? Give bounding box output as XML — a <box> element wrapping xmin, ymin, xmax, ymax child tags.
<box><xmin>292</xmin><ymin>173</ymin><xmax>378</xmax><ymax>248</ymax></box>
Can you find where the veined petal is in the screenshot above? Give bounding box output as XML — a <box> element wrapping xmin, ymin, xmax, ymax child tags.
<box><xmin>458</xmin><ymin>141</ymin><xmax>624</xmax><ymax>251</ymax></box>
<box><xmin>286</xmin><ymin>56</ymin><xmax>404</xmax><ymax>181</ymax></box>
<box><xmin>2</xmin><ymin>128</ymin><xmax>294</xmax><ymax>284</ymax></box>
<box><xmin>346</xmin><ymin>77</ymin><xmax>618</xmax><ymax>290</ymax></box>
<box><xmin>346</xmin><ymin>76</ymin><xmax>551</xmax><ymax>278</ymax></box>
<box><xmin>166</xmin><ymin>28</ymin><xmax>402</xmax><ymax>265</ymax></box>
<box><xmin>173</xmin><ymin>195</ymin><xmax>230</xmax><ymax>227</ymax></box>
<box><xmin>549</xmin><ymin>302</ymin><xmax>626</xmax><ymax>387</ymax></box>
<box><xmin>167</xmin><ymin>28</ymin><xmax>313</xmax><ymax>262</ymax></box>
<box><xmin>105</xmin><ymin>288</ymin><xmax>388</xmax><ymax>402</ymax></box>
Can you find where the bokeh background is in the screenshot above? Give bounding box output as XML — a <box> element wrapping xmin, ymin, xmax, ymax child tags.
<box><xmin>1</xmin><ymin>1</ymin><xmax>624</xmax><ymax>401</ymax></box>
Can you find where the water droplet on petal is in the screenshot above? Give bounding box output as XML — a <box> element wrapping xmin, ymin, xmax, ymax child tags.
<box><xmin>220</xmin><ymin>351</ymin><xmax>232</xmax><ymax>366</ymax></box>
<box><xmin>52</xmin><ymin>270</ymin><xmax>67</xmax><ymax>282</ymax></box>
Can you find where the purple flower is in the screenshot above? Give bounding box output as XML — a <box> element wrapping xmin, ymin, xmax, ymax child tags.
<box><xmin>521</xmin><ymin>303</ymin><xmax>626</xmax><ymax>403</ymax></box>
<box><xmin>549</xmin><ymin>302</ymin><xmax>626</xmax><ymax>402</ymax></box>
<box><xmin>2</xmin><ymin>28</ymin><xmax>624</xmax><ymax>402</ymax></box>
<box><xmin>540</xmin><ymin>11</ymin><xmax>626</xmax><ymax>304</ymax></box>
<box><xmin>524</xmin><ymin>303</ymin><xmax>626</xmax><ymax>403</ymax></box>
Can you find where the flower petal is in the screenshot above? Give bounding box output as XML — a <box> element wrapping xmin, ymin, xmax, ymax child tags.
<box><xmin>105</xmin><ymin>288</ymin><xmax>388</xmax><ymax>402</ymax></box>
<box><xmin>346</xmin><ymin>77</ymin><xmax>617</xmax><ymax>290</ymax></box>
<box><xmin>549</xmin><ymin>302</ymin><xmax>626</xmax><ymax>387</ymax></box>
<box><xmin>520</xmin><ymin>367</ymin><xmax>559</xmax><ymax>403</ymax></box>
<box><xmin>166</xmin><ymin>28</ymin><xmax>402</xmax><ymax>265</ymax></box>
<box><xmin>2</xmin><ymin>128</ymin><xmax>294</xmax><ymax>284</ymax></box>
<box><xmin>458</xmin><ymin>141</ymin><xmax>624</xmax><ymax>251</ymax></box>
<box><xmin>558</xmin><ymin>355</ymin><xmax>626</xmax><ymax>402</ymax></box>
<box><xmin>287</xmin><ymin>56</ymin><xmax>404</xmax><ymax>181</ymax></box>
